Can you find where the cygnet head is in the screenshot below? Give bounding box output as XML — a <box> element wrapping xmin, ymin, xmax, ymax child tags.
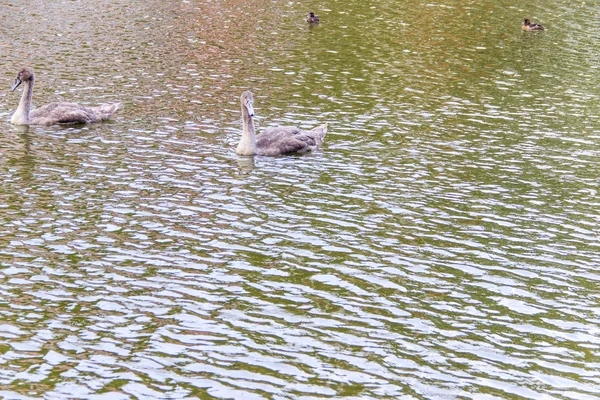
<box><xmin>11</xmin><ymin>67</ymin><xmax>35</xmax><ymax>92</ymax></box>
<box><xmin>241</xmin><ymin>90</ymin><xmax>255</xmax><ymax>118</ymax></box>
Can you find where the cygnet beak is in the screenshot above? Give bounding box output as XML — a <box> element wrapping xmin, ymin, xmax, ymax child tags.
<box><xmin>11</xmin><ymin>77</ymin><xmax>22</xmax><ymax>92</ymax></box>
<box><xmin>247</xmin><ymin>102</ymin><xmax>255</xmax><ymax>117</ymax></box>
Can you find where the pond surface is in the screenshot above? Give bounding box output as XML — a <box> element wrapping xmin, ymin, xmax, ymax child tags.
<box><xmin>1</xmin><ymin>0</ymin><xmax>599</xmax><ymax>399</ymax></box>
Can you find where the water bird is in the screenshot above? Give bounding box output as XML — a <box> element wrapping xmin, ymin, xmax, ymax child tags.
<box><xmin>236</xmin><ymin>91</ymin><xmax>328</xmax><ymax>156</ymax></box>
<box><xmin>522</xmin><ymin>18</ymin><xmax>544</xmax><ymax>31</ymax></box>
<box><xmin>306</xmin><ymin>12</ymin><xmax>320</xmax><ymax>23</ymax></box>
<box><xmin>10</xmin><ymin>67</ymin><xmax>121</xmax><ymax>125</ymax></box>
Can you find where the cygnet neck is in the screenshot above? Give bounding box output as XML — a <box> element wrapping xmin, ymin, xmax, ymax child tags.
<box><xmin>13</xmin><ymin>76</ymin><xmax>34</xmax><ymax>125</ymax></box>
<box><xmin>237</xmin><ymin>103</ymin><xmax>257</xmax><ymax>155</ymax></box>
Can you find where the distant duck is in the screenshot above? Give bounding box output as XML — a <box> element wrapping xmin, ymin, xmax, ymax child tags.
<box><xmin>236</xmin><ymin>91</ymin><xmax>328</xmax><ymax>156</ymax></box>
<box><xmin>306</xmin><ymin>12</ymin><xmax>320</xmax><ymax>23</ymax></box>
<box><xmin>522</xmin><ymin>18</ymin><xmax>544</xmax><ymax>31</ymax></box>
<box><xmin>10</xmin><ymin>67</ymin><xmax>121</xmax><ymax>126</ymax></box>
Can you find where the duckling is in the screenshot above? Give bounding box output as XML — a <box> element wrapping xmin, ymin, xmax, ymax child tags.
<box><xmin>236</xmin><ymin>91</ymin><xmax>328</xmax><ymax>156</ymax></box>
<box><xmin>522</xmin><ymin>18</ymin><xmax>544</xmax><ymax>31</ymax></box>
<box><xmin>10</xmin><ymin>67</ymin><xmax>121</xmax><ymax>126</ymax></box>
<box><xmin>306</xmin><ymin>12</ymin><xmax>320</xmax><ymax>23</ymax></box>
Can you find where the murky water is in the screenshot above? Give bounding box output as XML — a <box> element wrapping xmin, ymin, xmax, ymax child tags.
<box><xmin>1</xmin><ymin>0</ymin><xmax>599</xmax><ymax>399</ymax></box>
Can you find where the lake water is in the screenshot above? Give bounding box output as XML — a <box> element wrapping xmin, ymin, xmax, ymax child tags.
<box><xmin>0</xmin><ymin>0</ymin><xmax>599</xmax><ymax>399</ymax></box>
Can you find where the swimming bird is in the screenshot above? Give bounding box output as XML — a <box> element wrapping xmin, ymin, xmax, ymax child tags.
<box><xmin>236</xmin><ymin>91</ymin><xmax>328</xmax><ymax>156</ymax></box>
<box><xmin>522</xmin><ymin>18</ymin><xmax>544</xmax><ymax>31</ymax></box>
<box><xmin>10</xmin><ymin>67</ymin><xmax>121</xmax><ymax>125</ymax></box>
<box><xmin>306</xmin><ymin>12</ymin><xmax>320</xmax><ymax>23</ymax></box>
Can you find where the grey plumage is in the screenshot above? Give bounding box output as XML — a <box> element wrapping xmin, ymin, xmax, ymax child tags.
<box><xmin>28</xmin><ymin>102</ymin><xmax>121</xmax><ymax>125</ymax></box>
<box><xmin>256</xmin><ymin>125</ymin><xmax>327</xmax><ymax>156</ymax></box>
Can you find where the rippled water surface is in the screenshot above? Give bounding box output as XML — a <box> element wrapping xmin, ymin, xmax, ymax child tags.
<box><xmin>1</xmin><ymin>0</ymin><xmax>599</xmax><ymax>399</ymax></box>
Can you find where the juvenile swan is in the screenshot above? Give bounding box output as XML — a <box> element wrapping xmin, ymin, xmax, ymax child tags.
<box><xmin>10</xmin><ymin>67</ymin><xmax>121</xmax><ymax>125</ymax></box>
<box><xmin>236</xmin><ymin>91</ymin><xmax>328</xmax><ymax>156</ymax></box>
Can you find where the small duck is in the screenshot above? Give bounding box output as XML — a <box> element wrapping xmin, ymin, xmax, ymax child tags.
<box><xmin>306</xmin><ymin>12</ymin><xmax>320</xmax><ymax>23</ymax></box>
<box><xmin>522</xmin><ymin>18</ymin><xmax>544</xmax><ymax>31</ymax></box>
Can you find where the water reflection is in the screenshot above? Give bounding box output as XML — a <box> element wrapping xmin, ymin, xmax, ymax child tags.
<box><xmin>235</xmin><ymin>156</ymin><xmax>256</xmax><ymax>172</ymax></box>
<box><xmin>1</xmin><ymin>127</ymin><xmax>34</xmax><ymax>180</ymax></box>
<box><xmin>0</xmin><ymin>0</ymin><xmax>599</xmax><ymax>399</ymax></box>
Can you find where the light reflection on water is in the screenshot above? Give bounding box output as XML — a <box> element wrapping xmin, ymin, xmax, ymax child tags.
<box><xmin>0</xmin><ymin>0</ymin><xmax>599</xmax><ymax>399</ymax></box>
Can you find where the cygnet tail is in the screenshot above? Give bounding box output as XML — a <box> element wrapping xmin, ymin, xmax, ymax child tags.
<box><xmin>309</xmin><ymin>123</ymin><xmax>328</xmax><ymax>147</ymax></box>
<box><xmin>98</xmin><ymin>102</ymin><xmax>121</xmax><ymax>120</ymax></box>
